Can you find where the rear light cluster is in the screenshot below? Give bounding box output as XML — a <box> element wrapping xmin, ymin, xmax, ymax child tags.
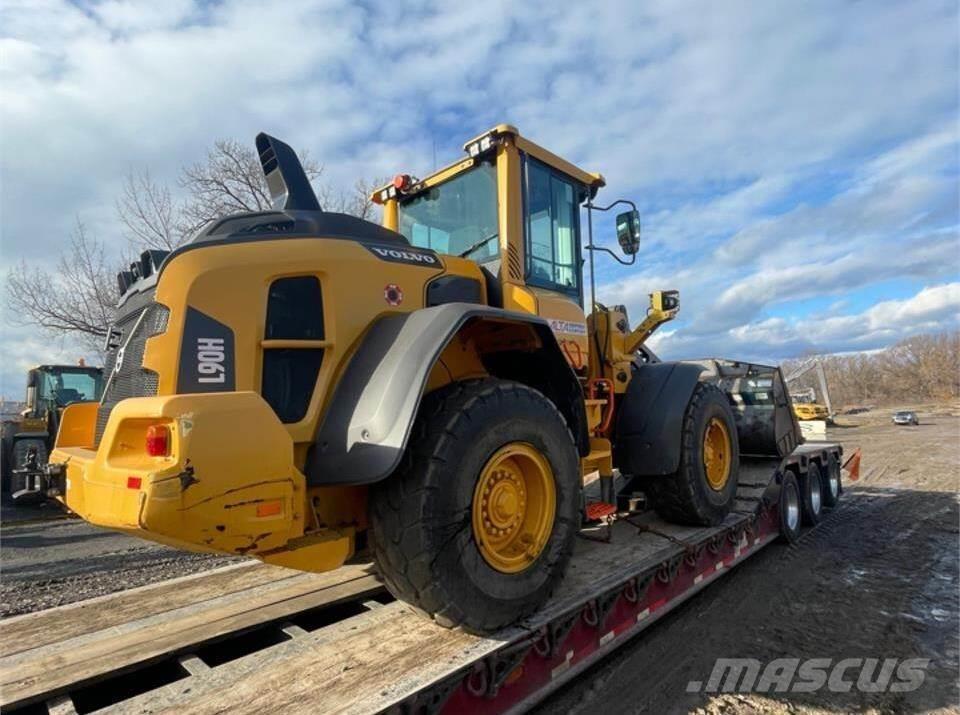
<box><xmin>145</xmin><ymin>424</ymin><xmax>170</xmax><ymax>457</ymax></box>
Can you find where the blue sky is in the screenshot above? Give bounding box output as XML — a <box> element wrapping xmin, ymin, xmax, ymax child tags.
<box><xmin>1</xmin><ymin>0</ymin><xmax>958</xmax><ymax>396</ymax></box>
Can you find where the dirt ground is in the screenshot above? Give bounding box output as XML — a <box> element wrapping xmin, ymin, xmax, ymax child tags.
<box><xmin>536</xmin><ymin>406</ymin><xmax>960</xmax><ymax>714</ymax></box>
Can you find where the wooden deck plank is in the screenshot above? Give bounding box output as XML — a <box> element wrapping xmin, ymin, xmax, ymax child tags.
<box><xmin>0</xmin><ymin>565</ymin><xmax>382</xmax><ymax>708</ymax></box>
<box><xmin>150</xmin><ymin>605</ymin><xmax>500</xmax><ymax>715</ymax></box>
<box><xmin>98</xmin><ymin>518</ymin><xmax>740</xmax><ymax>715</ymax></box>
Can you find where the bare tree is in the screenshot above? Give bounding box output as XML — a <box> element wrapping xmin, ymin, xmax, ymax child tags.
<box><xmin>177</xmin><ymin>139</ymin><xmax>323</xmax><ymax>236</ymax></box>
<box><xmin>117</xmin><ymin>169</ymin><xmax>183</xmax><ymax>250</ymax></box>
<box><xmin>5</xmin><ymin>221</ymin><xmax>117</xmax><ymax>355</ymax></box>
<box><xmin>319</xmin><ymin>177</ymin><xmax>387</xmax><ymax>222</ymax></box>
<box><xmin>118</xmin><ymin>140</ymin><xmax>382</xmax><ymax>248</ymax></box>
<box><xmin>9</xmin><ymin>138</ymin><xmax>386</xmax><ymax>351</ymax></box>
<box><xmin>782</xmin><ymin>331</ymin><xmax>960</xmax><ymax>407</ymax></box>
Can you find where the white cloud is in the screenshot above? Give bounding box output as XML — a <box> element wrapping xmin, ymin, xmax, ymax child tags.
<box><xmin>648</xmin><ymin>282</ymin><xmax>960</xmax><ymax>362</ymax></box>
<box><xmin>0</xmin><ymin>0</ymin><xmax>958</xmax><ymax>392</ymax></box>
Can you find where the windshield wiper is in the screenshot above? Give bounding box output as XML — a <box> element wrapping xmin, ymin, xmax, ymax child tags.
<box><xmin>458</xmin><ymin>233</ymin><xmax>498</xmax><ymax>259</ymax></box>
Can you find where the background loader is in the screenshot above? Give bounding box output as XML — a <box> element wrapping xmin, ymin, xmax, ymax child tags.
<box><xmin>1</xmin><ymin>363</ymin><xmax>103</xmax><ymax>500</ymax></box>
<box><xmin>28</xmin><ymin>126</ymin><xmax>799</xmax><ymax>632</ymax></box>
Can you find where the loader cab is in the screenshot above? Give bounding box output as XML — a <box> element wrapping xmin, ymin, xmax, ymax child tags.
<box><xmin>375</xmin><ymin>125</ymin><xmax>602</xmax><ymax>314</ymax></box>
<box><xmin>25</xmin><ymin>365</ymin><xmax>104</xmax><ymax>417</ymax></box>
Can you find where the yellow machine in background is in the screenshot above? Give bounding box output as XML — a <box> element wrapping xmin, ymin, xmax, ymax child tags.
<box><xmin>1</xmin><ymin>363</ymin><xmax>103</xmax><ymax>499</ymax></box>
<box><xmin>784</xmin><ymin>358</ymin><xmax>834</xmax><ymax>422</ymax></box>
<box><xmin>28</xmin><ymin>126</ymin><xmax>797</xmax><ymax>632</ymax></box>
<box><xmin>791</xmin><ymin>392</ymin><xmax>830</xmax><ymax>421</ymax></box>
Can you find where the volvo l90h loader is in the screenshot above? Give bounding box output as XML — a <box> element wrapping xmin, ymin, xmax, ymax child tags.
<box><xmin>25</xmin><ymin>126</ymin><xmax>799</xmax><ymax>632</ymax></box>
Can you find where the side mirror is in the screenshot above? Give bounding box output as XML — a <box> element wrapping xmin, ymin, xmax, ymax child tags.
<box><xmin>615</xmin><ymin>210</ymin><xmax>641</xmax><ymax>255</ymax></box>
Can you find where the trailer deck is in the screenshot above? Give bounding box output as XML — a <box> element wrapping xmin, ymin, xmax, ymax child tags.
<box><xmin>0</xmin><ymin>445</ymin><xmax>846</xmax><ymax>715</ymax></box>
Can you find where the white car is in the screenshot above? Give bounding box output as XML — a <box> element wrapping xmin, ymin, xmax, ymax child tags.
<box><xmin>892</xmin><ymin>411</ymin><xmax>919</xmax><ymax>426</ymax></box>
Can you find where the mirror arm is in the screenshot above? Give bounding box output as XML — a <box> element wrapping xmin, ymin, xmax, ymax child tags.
<box><xmin>583</xmin><ymin>201</ymin><xmax>639</xmax><ymax>310</ymax></box>
<box><xmin>585</xmin><ymin>244</ymin><xmax>636</xmax><ymax>266</ymax></box>
<box><xmin>588</xmin><ymin>199</ymin><xmax>638</xmax><ymax>213</ymax></box>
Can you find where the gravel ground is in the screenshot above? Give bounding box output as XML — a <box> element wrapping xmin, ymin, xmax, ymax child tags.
<box><xmin>536</xmin><ymin>406</ymin><xmax>960</xmax><ymax>714</ymax></box>
<box><xmin>0</xmin><ymin>517</ymin><xmax>239</xmax><ymax>617</ymax></box>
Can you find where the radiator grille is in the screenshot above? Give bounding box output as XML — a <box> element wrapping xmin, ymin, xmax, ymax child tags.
<box><xmin>95</xmin><ymin>301</ymin><xmax>169</xmax><ymax>446</ymax></box>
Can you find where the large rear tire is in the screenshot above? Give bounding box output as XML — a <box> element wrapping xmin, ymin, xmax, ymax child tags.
<box><xmin>646</xmin><ymin>382</ymin><xmax>740</xmax><ymax>526</ymax></box>
<box><xmin>369</xmin><ymin>379</ymin><xmax>581</xmax><ymax>633</ymax></box>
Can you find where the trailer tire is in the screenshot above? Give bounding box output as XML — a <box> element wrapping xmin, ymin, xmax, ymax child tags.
<box><xmin>800</xmin><ymin>462</ymin><xmax>823</xmax><ymax>526</ymax></box>
<box><xmin>369</xmin><ymin>378</ymin><xmax>580</xmax><ymax>633</ymax></box>
<box><xmin>645</xmin><ymin>382</ymin><xmax>739</xmax><ymax>526</ymax></box>
<box><xmin>11</xmin><ymin>439</ymin><xmax>47</xmax><ymax>494</ymax></box>
<box><xmin>821</xmin><ymin>455</ymin><xmax>841</xmax><ymax>508</ymax></box>
<box><xmin>778</xmin><ymin>470</ymin><xmax>802</xmax><ymax>543</ymax></box>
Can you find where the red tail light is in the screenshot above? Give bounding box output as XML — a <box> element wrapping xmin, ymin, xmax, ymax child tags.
<box><xmin>145</xmin><ymin>425</ymin><xmax>170</xmax><ymax>457</ymax></box>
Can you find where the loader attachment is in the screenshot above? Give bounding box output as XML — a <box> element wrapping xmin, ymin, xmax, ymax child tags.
<box><xmin>688</xmin><ymin>359</ymin><xmax>802</xmax><ymax>458</ymax></box>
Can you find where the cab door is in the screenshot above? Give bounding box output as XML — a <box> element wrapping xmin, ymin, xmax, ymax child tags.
<box><xmin>518</xmin><ymin>156</ymin><xmax>589</xmax><ymax>373</ymax></box>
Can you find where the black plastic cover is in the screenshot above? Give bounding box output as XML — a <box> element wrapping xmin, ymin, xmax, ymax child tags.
<box><xmin>613</xmin><ymin>361</ymin><xmax>705</xmax><ymax>476</ymax></box>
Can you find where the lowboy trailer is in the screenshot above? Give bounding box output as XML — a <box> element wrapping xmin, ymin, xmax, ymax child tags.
<box><xmin>0</xmin><ymin>442</ymin><xmax>858</xmax><ymax>715</ymax></box>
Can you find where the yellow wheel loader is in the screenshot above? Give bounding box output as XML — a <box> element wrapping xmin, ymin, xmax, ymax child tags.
<box><xmin>26</xmin><ymin>126</ymin><xmax>799</xmax><ymax>632</ymax></box>
<box><xmin>2</xmin><ymin>363</ymin><xmax>103</xmax><ymax>501</ymax></box>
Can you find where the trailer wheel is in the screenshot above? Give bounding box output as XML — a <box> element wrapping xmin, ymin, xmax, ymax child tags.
<box><xmin>821</xmin><ymin>455</ymin><xmax>841</xmax><ymax>508</ymax></box>
<box><xmin>11</xmin><ymin>439</ymin><xmax>47</xmax><ymax>494</ymax></box>
<box><xmin>778</xmin><ymin>470</ymin><xmax>802</xmax><ymax>543</ymax></box>
<box><xmin>369</xmin><ymin>379</ymin><xmax>580</xmax><ymax>633</ymax></box>
<box><xmin>646</xmin><ymin>382</ymin><xmax>739</xmax><ymax>526</ymax></box>
<box><xmin>800</xmin><ymin>462</ymin><xmax>823</xmax><ymax>526</ymax></box>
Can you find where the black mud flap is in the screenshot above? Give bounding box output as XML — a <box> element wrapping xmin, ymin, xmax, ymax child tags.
<box><xmin>613</xmin><ymin>362</ymin><xmax>704</xmax><ymax>476</ymax></box>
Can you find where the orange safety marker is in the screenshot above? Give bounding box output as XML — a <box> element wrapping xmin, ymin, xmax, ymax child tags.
<box><xmin>842</xmin><ymin>448</ymin><xmax>861</xmax><ymax>481</ymax></box>
<box><xmin>585</xmin><ymin>501</ymin><xmax>617</xmax><ymax>521</ymax></box>
<box><xmin>255</xmin><ymin>500</ymin><xmax>283</xmax><ymax>517</ymax></box>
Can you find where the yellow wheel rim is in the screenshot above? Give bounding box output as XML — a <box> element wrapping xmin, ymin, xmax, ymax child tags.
<box><xmin>471</xmin><ymin>443</ymin><xmax>556</xmax><ymax>574</ymax></box>
<box><xmin>703</xmin><ymin>417</ymin><xmax>732</xmax><ymax>491</ymax></box>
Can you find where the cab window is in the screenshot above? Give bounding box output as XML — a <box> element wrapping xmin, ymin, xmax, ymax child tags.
<box><xmin>398</xmin><ymin>162</ymin><xmax>499</xmax><ymax>263</ymax></box>
<box><xmin>524</xmin><ymin>158</ymin><xmax>582</xmax><ymax>296</ymax></box>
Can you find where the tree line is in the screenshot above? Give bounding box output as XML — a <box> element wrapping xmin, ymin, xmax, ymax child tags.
<box><xmin>782</xmin><ymin>332</ymin><xmax>960</xmax><ymax>408</ymax></box>
<box><xmin>5</xmin><ymin>139</ymin><xmax>385</xmax><ymax>354</ymax></box>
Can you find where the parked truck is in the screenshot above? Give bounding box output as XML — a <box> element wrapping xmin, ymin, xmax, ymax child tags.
<box><xmin>21</xmin><ymin>126</ymin><xmax>841</xmax><ymax>633</ymax></box>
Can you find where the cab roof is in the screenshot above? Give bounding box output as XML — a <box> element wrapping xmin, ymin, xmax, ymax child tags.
<box><xmin>372</xmin><ymin>124</ymin><xmax>605</xmax><ymax>204</ymax></box>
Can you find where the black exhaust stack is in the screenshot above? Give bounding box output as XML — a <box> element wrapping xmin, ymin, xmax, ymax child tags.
<box><xmin>255</xmin><ymin>133</ymin><xmax>322</xmax><ymax>212</ymax></box>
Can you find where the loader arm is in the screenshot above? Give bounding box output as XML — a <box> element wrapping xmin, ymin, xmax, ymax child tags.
<box><xmin>624</xmin><ymin>290</ymin><xmax>680</xmax><ymax>355</ymax></box>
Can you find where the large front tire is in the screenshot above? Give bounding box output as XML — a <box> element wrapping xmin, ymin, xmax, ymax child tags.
<box><xmin>369</xmin><ymin>379</ymin><xmax>581</xmax><ymax>633</ymax></box>
<box><xmin>646</xmin><ymin>382</ymin><xmax>740</xmax><ymax>526</ymax></box>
